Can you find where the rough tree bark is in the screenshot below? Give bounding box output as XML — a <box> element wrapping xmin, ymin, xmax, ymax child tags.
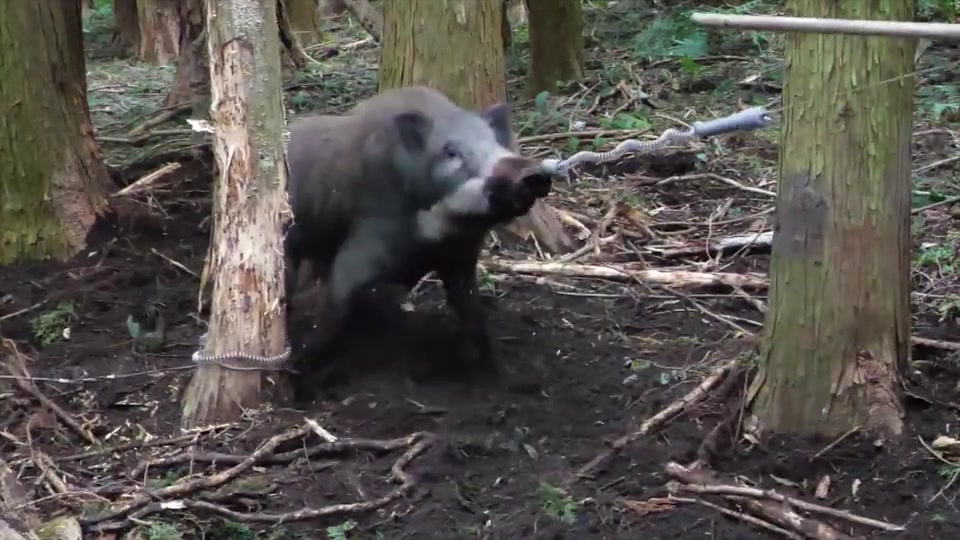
<box><xmin>746</xmin><ymin>0</ymin><xmax>915</xmax><ymax>439</ymax></box>
<box><xmin>523</xmin><ymin>0</ymin><xmax>584</xmax><ymax>96</ymax></box>
<box><xmin>180</xmin><ymin>0</ymin><xmax>290</xmax><ymax>426</ymax></box>
<box><xmin>379</xmin><ymin>0</ymin><xmax>573</xmax><ymax>254</ymax></box>
<box><xmin>136</xmin><ymin>0</ymin><xmax>181</xmax><ymax>64</ymax></box>
<box><xmin>112</xmin><ymin>0</ymin><xmax>141</xmax><ymax>59</ymax></box>
<box><xmin>283</xmin><ymin>0</ymin><xmax>322</xmax><ymax>48</ymax></box>
<box><xmin>0</xmin><ymin>1</ymin><xmax>112</xmax><ymax>264</ymax></box>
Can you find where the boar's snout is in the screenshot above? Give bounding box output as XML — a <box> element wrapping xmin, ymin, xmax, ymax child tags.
<box><xmin>488</xmin><ymin>155</ymin><xmax>554</xmax><ymax>200</ymax></box>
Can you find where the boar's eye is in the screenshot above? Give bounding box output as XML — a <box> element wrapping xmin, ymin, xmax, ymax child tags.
<box><xmin>442</xmin><ymin>142</ymin><xmax>461</xmax><ymax>160</ymax></box>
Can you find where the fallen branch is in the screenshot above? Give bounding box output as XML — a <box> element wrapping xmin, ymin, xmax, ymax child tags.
<box><xmin>669</xmin><ymin>496</ymin><xmax>804</xmax><ymax>540</ymax></box>
<box><xmin>126</xmin><ymin>433</ymin><xmax>415</xmax><ymax>479</ymax></box>
<box><xmin>182</xmin><ymin>434</ymin><xmax>431</xmax><ymax>523</ymax></box>
<box><xmin>57</xmin><ymin>425</ymin><xmax>228</xmax><ymax>463</ymax></box>
<box><xmin>655</xmin><ymin>172</ymin><xmax>776</xmax><ymax>199</ymax></box>
<box><xmin>649</xmin><ymin>231</ymin><xmax>773</xmax><ymax>258</ymax></box>
<box><xmin>575</xmin><ymin>357</ymin><xmax>738</xmax><ymax>479</ymax></box>
<box><xmin>483</xmin><ymin>259</ymin><xmax>769</xmax><ymax>290</ymax></box>
<box><xmin>82</xmin><ymin>425</ymin><xmax>313</xmax><ymax>527</ymax></box>
<box><xmin>111</xmin><ymin>162</ymin><xmax>182</xmax><ymax>198</ymax></box>
<box><xmin>666</xmin><ymin>462</ymin><xmax>904</xmax><ymax>538</ymax></box>
<box><xmin>81</xmin><ymin>424</ymin><xmax>433</xmax><ymax>530</ymax></box>
<box><xmin>910</xmin><ymin>335</ymin><xmax>960</xmax><ymax>352</ymax></box>
<box><xmin>1</xmin><ymin>339</ymin><xmax>98</xmax><ymax>446</ymax></box>
<box><xmin>126</xmin><ymin>104</ymin><xmax>193</xmax><ymax>138</ymax></box>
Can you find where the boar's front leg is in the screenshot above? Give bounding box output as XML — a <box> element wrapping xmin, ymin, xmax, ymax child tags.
<box><xmin>436</xmin><ymin>242</ymin><xmax>498</xmax><ymax>378</ymax></box>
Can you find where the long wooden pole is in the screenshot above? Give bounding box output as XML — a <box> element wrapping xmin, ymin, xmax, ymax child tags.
<box><xmin>691</xmin><ymin>13</ymin><xmax>960</xmax><ymax>40</ymax></box>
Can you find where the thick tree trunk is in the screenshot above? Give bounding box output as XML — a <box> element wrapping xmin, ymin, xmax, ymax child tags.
<box><xmin>380</xmin><ymin>0</ymin><xmax>506</xmax><ymax>110</ymax></box>
<box><xmin>0</xmin><ymin>1</ymin><xmax>112</xmax><ymax>264</ymax></box>
<box><xmin>523</xmin><ymin>0</ymin><xmax>583</xmax><ymax>96</ymax></box>
<box><xmin>747</xmin><ymin>0</ymin><xmax>915</xmax><ymax>439</ymax></box>
<box><xmin>379</xmin><ymin>0</ymin><xmax>573</xmax><ymax>254</ymax></box>
<box><xmin>112</xmin><ymin>0</ymin><xmax>141</xmax><ymax>59</ymax></box>
<box><xmin>180</xmin><ymin>0</ymin><xmax>289</xmax><ymax>426</ymax></box>
<box><xmin>136</xmin><ymin>0</ymin><xmax>181</xmax><ymax>64</ymax></box>
<box><xmin>283</xmin><ymin>0</ymin><xmax>322</xmax><ymax>48</ymax></box>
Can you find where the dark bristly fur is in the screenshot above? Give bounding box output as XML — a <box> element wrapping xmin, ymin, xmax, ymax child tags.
<box><xmin>284</xmin><ymin>86</ymin><xmax>553</xmax><ymax>386</ymax></box>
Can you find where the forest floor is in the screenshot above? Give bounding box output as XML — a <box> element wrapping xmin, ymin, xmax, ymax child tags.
<box><xmin>2</xmin><ymin>3</ymin><xmax>960</xmax><ymax>539</ymax></box>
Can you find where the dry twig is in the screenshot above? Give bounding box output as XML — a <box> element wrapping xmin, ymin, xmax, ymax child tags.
<box><xmin>1</xmin><ymin>339</ymin><xmax>98</xmax><ymax>446</ymax></box>
<box><xmin>666</xmin><ymin>462</ymin><xmax>904</xmax><ymax>538</ymax></box>
<box><xmin>82</xmin><ymin>425</ymin><xmax>434</xmax><ymax>534</ymax></box>
<box><xmin>575</xmin><ymin>358</ymin><xmax>738</xmax><ymax>479</ymax></box>
<box><xmin>484</xmin><ymin>259</ymin><xmax>769</xmax><ymax>290</ymax></box>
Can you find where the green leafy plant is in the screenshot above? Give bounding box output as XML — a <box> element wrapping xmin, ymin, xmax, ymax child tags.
<box><xmin>327</xmin><ymin>520</ymin><xmax>360</xmax><ymax>540</ymax></box>
<box><xmin>538</xmin><ymin>482</ymin><xmax>578</xmax><ymax>525</ymax></box>
<box><xmin>31</xmin><ymin>302</ymin><xmax>76</xmax><ymax>346</ymax></box>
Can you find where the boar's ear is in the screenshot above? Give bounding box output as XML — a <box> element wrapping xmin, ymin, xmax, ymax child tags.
<box><xmin>393</xmin><ymin>111</ymin><xmax>432</xmax><ymax>151</ymax></box>
<box><xmin>479</xmin><ymin>103</ymin><xmax>514</xmax><ymax>148</ymax></box>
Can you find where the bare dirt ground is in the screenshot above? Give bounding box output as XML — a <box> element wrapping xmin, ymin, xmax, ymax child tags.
<box><xmin>2</xmin><ymin>3</ymin><xmax>960</xmax><ymax>539</ymax></box>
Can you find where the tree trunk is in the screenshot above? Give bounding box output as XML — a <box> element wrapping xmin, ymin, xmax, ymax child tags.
<box><xmin>380</xmin><ymin>0</ymin><xmax>506</xmax><ymax>110</ymax></box>
<box><xmin>136</xmin><ymin>0</ymin><xmax>181</xmax><ymax>64</ymax></box>
<box><xmin>129</xmin><ymin>1</ymin><xmax>303</xmax><ymax>139</ymax></box>
<box><xmin>746</xmin><ymin>0</ymin><xmax>915</xmax><ymax>439</ymax></box>
<box><xmin>283</xmin><ymin>0</ymin><xmax>322</xmax><ymax>48</ymax></box>
<box><xmin>164</xmin><ymin>0</ymin><xmax>207</xmax><ymax>109</ymax></box>
<box><xmin>82</xmin><ymin>0</ymin><xmax>95</xmax><ymax>16</ymax></box>
<box><xmin>112</xmin><ymin>0</ymin><xmax>141</xmax><ymax>59</ymax></box>
<box><xmin>501</xmin><ymin>0</ymin><xmax>526</xmax><ymax>50</ymax></box>
<box><xmin>320</xmin><ymin>0</ymin><xmax>347</xmax><ymax>17</ymax></box>
<box><xmin>0</xmin><ymin>1</ymin><xmax>112</xmax><ymax>264</ymax></box>
<box><xmin>277</xmin><ymin>0</ymin><xmax>311</xmax><ymax>72</ymax></box>
<box><xmin>180</xmin><ymin>0</ymin><xmax>289</xmax><ymax>427</ymax></box>
<box><xmin>379</xmin><ymin>0</ymin><xmax>574</xmax><ymax>254</ymax></box>
<box><xmin>523</xmin><ymin>0</ymin><xmax>583</xmax><ymax>96</ymax></box>
<box><xmin>340</xmin><ymin>0</ymin><xmax>383</xmax><ymax>42</ymax></box>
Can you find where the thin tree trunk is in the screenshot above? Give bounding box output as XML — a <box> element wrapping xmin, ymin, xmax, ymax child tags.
<box><xmin>165</xmin><ymin>0</ymin><xmax>207</xmax><ymax>109</ymax></box>
<box><xmin>379</xmin><ymin>0</ymin><xmax>573</xmax><ymax>254</ymax></box>
<box><xmin>112</xmin><ymin>0</ymin><xmax>140</xmax><ymax>58</ymax></box>
<box><xmin>283</xmin><ymin>0</ymin><xmax>322</xmax><ymax>48</ymax></box>
<box><xmin>320</xmin><ymin>0</ymin><xmax>347</xmax><ymax>17</ymax></box>
<box><xmin>129</xmin><ymin>1</ymin><xmax>305</xmax><ymax>139</ymax></box>
<box><xmin>0</xmin><ymin>1</ymin><xmax>112</xmax><ymax>264</ymax></box>
<box><xmin>180</xmin><ymin>0</ymin><xmax>290</xmax><ymax>426</ymax></box>
<box><xmin>136</xmin><ymin>0</ymin><xmax>181</xmax><ymax>64</ymax></box>
<box><xmin>524</xmin><ymin>0</ymin><xmax>584</xmax><ymax>96</ymax></box>
<box><xmin>277</xmin><ymin>0</ymin><xmax>311</xmax><ymax>71</ymax></box>
<box><xmin>341</xmin><ymin>0</ymin><xmax>382</xmax><ymax>42</ymax></box>
<box><xmin>747</xmin><ymin>0</ymin><xmax>915</xmax><ymax>439</ymax></box>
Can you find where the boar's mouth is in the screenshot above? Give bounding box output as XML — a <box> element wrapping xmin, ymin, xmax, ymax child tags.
<box><xmin>518</xmin><ymin>168</ymin><xmax>554</xmax><ymax>198</ymax></box>
<box><xmin>489</xmin><ymin>156</ymin><xmax>555</xmax><ymax>198</ymax></box>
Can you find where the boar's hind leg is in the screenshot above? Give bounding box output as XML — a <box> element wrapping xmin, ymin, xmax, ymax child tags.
<box><xmin>437</xmin><ymin>246</ymin><xmax>497</xmax><ymax>377</ymax></box>
<box><xmin>299</xmin><ymin>222</ymin><xmax>400</xmax><ymax>356</ymax></box>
